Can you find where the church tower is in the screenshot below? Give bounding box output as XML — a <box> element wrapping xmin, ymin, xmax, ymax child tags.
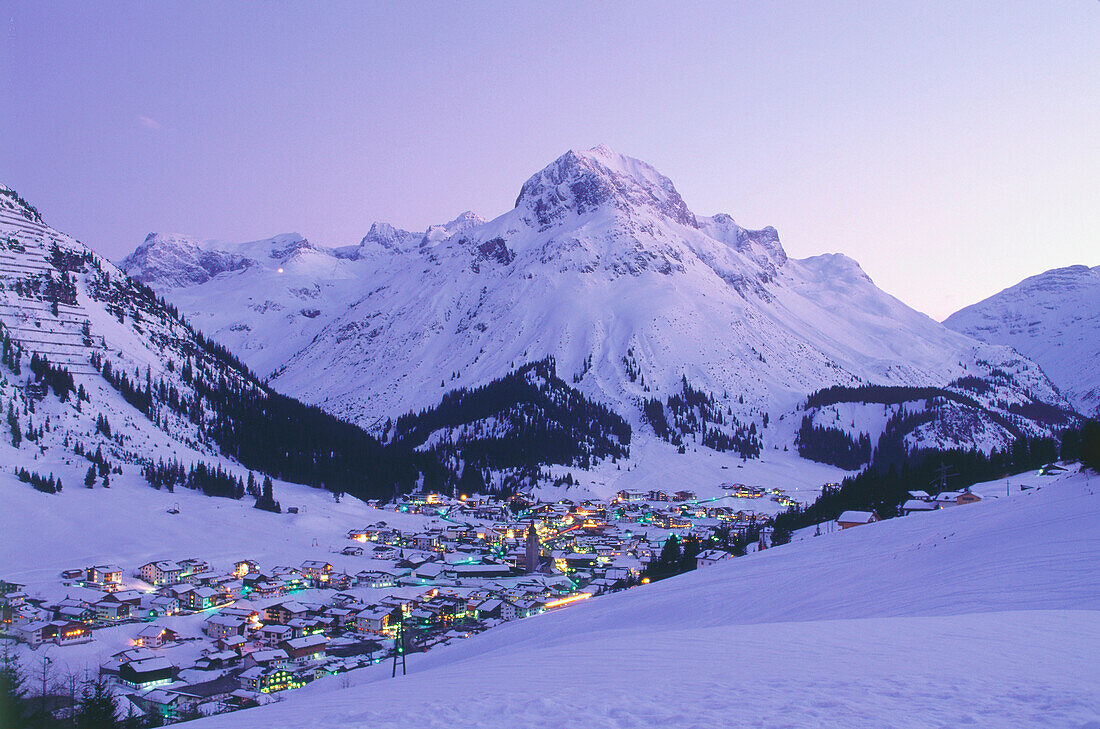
<box><xmin>525</xmin><ymin>523</ymin><xmax>541</xmax><ymax>574</ymax></box>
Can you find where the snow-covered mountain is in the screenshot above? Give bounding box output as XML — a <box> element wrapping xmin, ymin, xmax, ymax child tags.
<box><xmin>945</xmin><ymin>265</ymin><xmax>1100</xmax><ymax>417</ymax></box>
<box><xmin>122</xmin><ymin>232</ymin><xmax>252</xmax><ymax>288</ymax></box>
<box><xmin>122</xmin><ymin>146</ymin><xmax>1074</xmax><ymax>458</ymax></box>
<box><xmin>0</xmin><ymin>185</ymin><xmax>441</xmax><ymax>505</ymax></box>
<box><xmin>1</xmin><ymin>187</ymin><xmax>250</xmax><ymax>500</ymax></box>
<box><xmin>1</xmin><ymin>184</ymin><xmax>640</xmax><ymax>502</ymax></box>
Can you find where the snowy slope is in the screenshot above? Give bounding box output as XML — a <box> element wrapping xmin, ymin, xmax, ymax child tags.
<box><xmin>186</xmin><ymin>466</ymin><xmax>1100</xmax><ymax>729</ymax></box>
<box><xmin>0</xmin><ymin>191</ymin><xmax>226</xmax><ymax>473</ymax></box>
<box><xmin>0</xmin><ymin>184</ymin><xmax>390</xmax><ymax>510</ymax></box>
<box><xmin>124</xmin><ymin>146</ymin><xmax>1070</xmax><ymax>454</ymax></box>
<box><xmin>945</xmin><ymin>265</ymin><xmax>1100</xmax><ymax>416</ymax></box>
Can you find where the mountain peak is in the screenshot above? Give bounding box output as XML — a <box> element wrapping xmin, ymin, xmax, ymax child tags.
<box><xmin>122</xmin><ymin>232</ymin><xmax>252</xmax><ymax>288</ymax></box>
<box><xmin>514</xmin><ymin>145</ymin><xmax>698</xmax><ymax>230</ymax></box>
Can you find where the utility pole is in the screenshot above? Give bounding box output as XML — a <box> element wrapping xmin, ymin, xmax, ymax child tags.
<box><xmin>391</xmin><ymin>620</ymin><xmax>406</xmax><ymax>677</ymax></box>
<box><xmin>40</xmin><ymin>655</ymin><xmax>51</xmax><ymax>721</ymax></box>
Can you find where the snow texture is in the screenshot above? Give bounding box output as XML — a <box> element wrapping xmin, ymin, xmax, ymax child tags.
<box><xmin>182</xmin><ymin>466</ymin><xmax>1100</xmax><ymax>729</ymax></box>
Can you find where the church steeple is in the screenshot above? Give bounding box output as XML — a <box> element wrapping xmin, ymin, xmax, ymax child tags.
<box><xmin>525</xmin><ymin>523</ymin><xmax>541</xmax><ymax>574</ymax></box>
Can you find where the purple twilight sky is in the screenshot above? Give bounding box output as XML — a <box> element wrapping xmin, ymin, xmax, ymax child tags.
<box><xmin>1</xmin><ymin>1</ymin><xmax>1097</xmax><ymax>320</ymax></box>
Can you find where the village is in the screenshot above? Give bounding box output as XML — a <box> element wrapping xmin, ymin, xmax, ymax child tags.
<box><xmin>0</xmin><ymin>483</ymin><xmax>802</xmax><ymax>723</ymax></box>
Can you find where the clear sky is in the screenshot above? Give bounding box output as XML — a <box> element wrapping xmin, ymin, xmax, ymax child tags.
<box><xmin>2</xmin><ymin>1</ymin><xmax>1097</xmax><ymax>320</ymax></box>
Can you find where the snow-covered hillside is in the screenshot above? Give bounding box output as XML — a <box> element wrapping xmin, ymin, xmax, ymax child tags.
<box><xmin>185</xmin><ymin>466</ymin><xmax>1100</xmax><ymax>729</ymax></box>
<box><xmin>1</xmin><ymin>187</ymin><xmax>228</xmax><ymax>475</ymax></box>
<box><xmin>123</xmin><ymin>146</ymin><xmax>1071</xmax><ymax>458</ymax></box>
<box><xmin>945</xmin><ymin>264</ymin><xmax>1100</xmax><ymax>417</ymax></box>
<box><xmin>0</xmin><ymin>183</ymin><xmax>425</xmax><ymax>507</ymax></box>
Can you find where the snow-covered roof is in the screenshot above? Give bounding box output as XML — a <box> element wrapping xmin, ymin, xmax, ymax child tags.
<box><xmin>837</xmin><ymin>511</ymin><xmax>876</xmax><ymax>523</ymax></box>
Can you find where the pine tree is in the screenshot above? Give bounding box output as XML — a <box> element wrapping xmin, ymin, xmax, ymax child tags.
<box><xmin>1082</xmin><ymin>420</ymin><xmax>1100</xmax><ymax>472</ymax></box>
<box><xmin>0</xmin><ymin>643</ymin><xmax>29</xmax><ymax>729</ymax></box>
<box><xmin>74</xmin><ymin>678</ymin><xmax>119</xmax><ymax>729</ymax></box>
<box><xmin>85</xmin><ymin>466</ymin><xmax>97</xmax><ymax>488</ymax></box>
<box><xmin>7</xmin><ymin>402</ymin><xmax>20</xmax><ymax>448</ymax></box>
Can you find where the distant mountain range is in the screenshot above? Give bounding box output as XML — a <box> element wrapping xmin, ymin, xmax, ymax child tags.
<box><xmin>121</xmin><ymin>145</ymin><xmax>1077</xmax><ymax>463</ymax></box>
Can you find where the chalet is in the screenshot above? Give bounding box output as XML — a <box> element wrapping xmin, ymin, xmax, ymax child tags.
<box><xmin>216</xmin><ymin>635</ymin><xmax>248</xmax><ymax>653</ymax></box>
<box><xmin>225</xmin><ymin>689</ymin><xmax>261</xmax><ymax>710</ymax></box>
<box><xmin>238</xmin><ymin>666</ymin><xmax>302</xmax><ymax>693</ymax></box>
<box><xmin>355</xmin><ymin>569</ymin><xmax>397</xmax><ymax>589</ymax></box>
<box><xmin>118</xmin><ymin>658</ymin><xmax>174</xmax><ymax>689</ymax></box>
<box><xmin>110</xmin><ymin>648</ymin><xmax>158</xmax><ymax>666</ymax></box>
<box><xmin>163</xmin><ymin>584</ymin><xmax>195</xmax><ymax>603</ymax></box>
<box><xmin>94</xmin><ymin>598</ymin><xmax>131</xmax><ymax>621</ymax></box>
<box><xmin>138</xmin><ymin>561</ymin><xmax>182</xmax><ymax>586</ymax></box>
<box><xmin>203</xmin><ymin>614</ymin><xmax>248</xmax><ymax>640</ymax></box>
<box><xmin>836</xmin><ymin>510</ymin><xmax>879</xmax><ymax>529</ymax></box>
<box><xmin>15</xmin><ymin>620</ymin><xmax>52</xmax><ymax>646</ymax></box>
<box><xmin>902</xmin><ymin>499</ymin><xmax>938</xmax><ymax>516</ymax></box>
<box><xmin>328</xmin><ymin>572</ymin><xmax>354</xmax><ymax>590</ymax></box>
<box><xmin>143</xmin><ymin>595</ymin><xmax>179</xmax><ymax>617</ymax></box>
<box><xmin>696</xmin><ymin>549</ymin><xmax>731</xmax><ymax>569</ymax></box>
<box><xmin>233</xmin><ymin>559</ymin><xmax>260</xmax><ymax>578</ymax></box>
<box><xmin>673</xmin><ymin>490</ymin><xmax>696</xmax><ymax>501</ymax></box>
<box><xmin>300</xmin><ymin>560</ymin><xmax>333</xmax><ymax>584</ymax></box>
<box><xmin>908</xmin><ymin>490</ymin><xmax>931</xmax><ymax>501</ymax></box>
<box><xmin>354</xmin><ymin>607</ymin><xmax>392</xmax><ymax>635</ymax></box>
<box><xmin>135</xmin><ymin>625</ymin><xmax>178</xmax><ymax>648</ymax></box>
<box><xmin>511</xmin><ymin>598</ymin><xmax>542</xmax><ymax>618</ymax></box>
<box><xmin>289</xmin><ymin>616</ymin><xmax>328</xmax><ymax>637</ymax></box>
<box><xmin>470</xmin><ymin>599</ymin><xmax>503</xmax><ymax>620</ymax></box>
<box><xmin>271</xmin><ymin>567</ymin><xmax>306</xmax><ymax>590</ymax></box>
<box><xmin>173</xmin><ymin>674</ymin><xmax>239</xmax><ymax>707</ymax></box>
<box><xmin>264</xmin><ymin>601</ymin><xmax>310</xmax><ymax>625</ymax></box>
<box><xmin>178</xmin><ymin>558</ymin><xmax>211</xmax><ymax>581</ymax></box>
<box><xmin>133</xmin><ymin>689</ymin><xmax>182</xmax><ymax>721</ymax></box>
<box><xmin>250</xmin><ymin>580</ymin><xmax>285</xmax><ymax>598</ymax></box>
<box><xmin>258</xmin><ymin>624</ymin><xmax>292</xmax><ymax>647</ymax></box>
<box><xmin>194</xmin><ymin>650</ymin><xmax>241</xmax><ymax>671</ymax></box>
<box><xmin>212</xmin><ymin>577</ymin><xmax>244</xmax><ymax>598</ymax></box>
<box><xmin>370</xmin><ymin>545</ymin><xmax>398</xmax><ymax>560</ymax></box>
<box><xmin>279</xmin><ymin>634</ymin><xmax>328</xmax><ymax>665</ymax></box>
<box><xmin>243</xmin><ymin>648</ymin><xmax>289</xmax><ymax>670</ymax></box>
<box><xmin>931</xmin><ymin>489</ymin><xmax>982</xmax><ymax>507</ymax></box>
<box><xmin>221</xmin><ymin>605</ymin><xmax>260</xmax><ymax>622</ymax></box>
<box><xmin>186</xmin><ymin>586</ymin><xmax>219</xmax><ymax>611</ymax></box>
<box><xmin>87</xmin><ymin>564</ymin><xmax>123</xmax><ymax>589</ymax></box>
<box><xmin>53</xmin><ymin>599</ymin><xmax>94</xmax><ymax>622</ymax></box>
<box><xmin>933</xmin><ymin>491</ymin><xmax>963</xmax><ymax>506</ymax></box>
<box><xmin>340</xmin><ymin>545</ymin><xmax>364</xmax><ymax>556</ymax></box>
<box><xmin>616</xmin><ymin>489</ymin><xmax>648</xmax><ymax>502</ymax></box>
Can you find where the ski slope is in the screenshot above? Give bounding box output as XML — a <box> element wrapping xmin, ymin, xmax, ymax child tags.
<box><xmin>186</xmin><ymin>466</ymin><xmax>1100</xmax><ymax>729</ymax></box>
